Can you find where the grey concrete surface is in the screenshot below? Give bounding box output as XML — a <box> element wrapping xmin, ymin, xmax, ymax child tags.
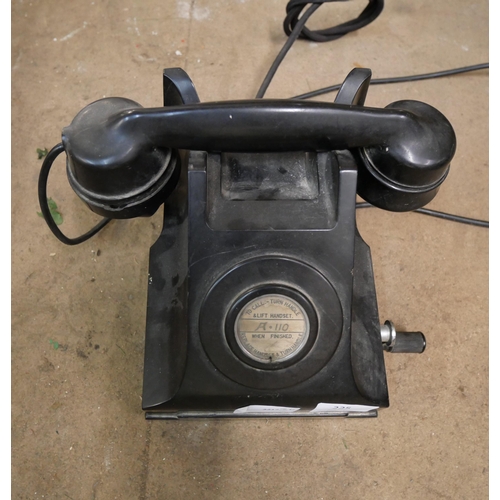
<box><xmin>12</xmin><ymin>0</ymin><xmax>488</xmax><ymax>498</ymax></box>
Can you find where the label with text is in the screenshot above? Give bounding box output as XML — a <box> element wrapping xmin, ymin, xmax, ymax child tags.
<box><xmin>234</xmin><ymin>294</ymin><xmax>310</xmax><ymax>363</ymax></box>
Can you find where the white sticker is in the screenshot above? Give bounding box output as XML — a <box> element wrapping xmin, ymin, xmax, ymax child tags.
<box><xmin>234</xmin><ymin>405</ymin><xmax>300</xmax><ymax>414</ymax></box>
<box><xmin>309</xmin><ymin>403</ymin><xmax>378</xmax><ymax>414</ymax></box>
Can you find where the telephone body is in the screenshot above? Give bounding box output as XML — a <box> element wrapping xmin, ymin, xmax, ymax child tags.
<box><xmin>39</xmin><ymin>68</ymin><xmax>456</xmax><ymax>418</ymax></box>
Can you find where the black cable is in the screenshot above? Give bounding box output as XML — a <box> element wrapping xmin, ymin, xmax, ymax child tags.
<box><xmin>284</xmin><ymin>0</ymin><xmax>384</xmax><ymax>42</ymax></box>
<box><xmin>292</xmin><ymin>63</ymin><xmax>489</xmax><ymax>100</ymax></box>
<box><xmin>355</xmin><ymin>202</ymin><xmax>489</xmax><ymax>228</ymax></box>
<box><xmin>256</xmin><ymin>3</ymin><xmax>320</xmax><ymax>98</ymax></box>
<box><xmin>256</xmin><ymin>0</ymin><xmax>384</xmax><ymax>98</ymax></box>
<box><xmin>38</xmin><ymin>143</ymin><xmax>112</xmax><ymax>245</ymax></box>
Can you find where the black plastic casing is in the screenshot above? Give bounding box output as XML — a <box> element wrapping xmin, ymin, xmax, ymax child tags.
<box><xmin>142</xmin><ymin>147</ymin><xmax>389</xmax><ymax>416</ymax></box>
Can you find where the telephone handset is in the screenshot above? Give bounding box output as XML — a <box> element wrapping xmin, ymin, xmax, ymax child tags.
<box><xmin>38</xmin><ymin>68</ymin><xmax>455</xmax><ymax>418</ymax></box>
<box><xmin>46</xmin><ymin>67</ymin><xmax>455</xmax><ymax>221</ymax></box>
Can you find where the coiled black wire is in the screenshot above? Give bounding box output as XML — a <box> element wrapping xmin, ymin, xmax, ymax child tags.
<box><xmin>284</xmin><ymin>0</ymin><xmax>384</xmax><ymax>42</ymax></box>
<box><xmin>256</xmin><ymin>0</ymin><xmax>384</xmax><ymax>98</ymax></box>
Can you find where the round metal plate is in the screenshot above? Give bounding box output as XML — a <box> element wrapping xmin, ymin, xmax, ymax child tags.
<box><xmin>234</xmin><ymin>293</ymin><xmax>310</xmax><ymax>364</ymax></box>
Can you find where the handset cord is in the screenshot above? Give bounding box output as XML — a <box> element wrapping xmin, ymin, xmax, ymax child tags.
<box><xmin>38</xmin><ymin>143</ymin><xmax>111</xmax><ymax>245</ymax></box>
<box><xmin>256</xmin><ymin>0</ymin><xmax>489</xmax><ymax>229</ymax></box>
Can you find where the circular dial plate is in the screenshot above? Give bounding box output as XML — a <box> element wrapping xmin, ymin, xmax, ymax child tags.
<box><xmin>234</xmin><ymin>294</ymin><xmax>310</xmax><ymax>364</ymax></box>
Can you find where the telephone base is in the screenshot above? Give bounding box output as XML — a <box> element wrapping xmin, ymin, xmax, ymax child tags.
<box><xmin>141</xmin><ymin>148</ymin><xmax>389</xmax><ymax>417</ymax></box>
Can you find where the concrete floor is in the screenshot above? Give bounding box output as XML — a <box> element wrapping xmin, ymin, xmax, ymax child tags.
<box><xmin>12</xmin><ymin>0</ymin><xmax>488</xmax><ymax>498</ymax></box>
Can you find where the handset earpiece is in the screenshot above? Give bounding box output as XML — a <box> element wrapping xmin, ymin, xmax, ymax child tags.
<box><xmin>356</xmin><ymin>99</ymin><xmax>456</xmax><ymax>211</ymax></box>
<box><xmin>62</xmin><ymin>97</ymin><xmax>181</xmax><ymax>220</ymax></box>
<box><xmin>334</xmin><ymin>68</ymin><xmax>456</xmax><ymax>211</ymax></box>
<box><xmin>60</xmin><ymin>68</ymin><xmax>455</xmax><ymax>219</ymax></box>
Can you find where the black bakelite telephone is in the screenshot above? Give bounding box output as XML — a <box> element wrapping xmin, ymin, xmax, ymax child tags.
<box><xmin>38</xmin><ymin>67</ymin><xmax>456</xmax><ymax>418</ymax></box>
